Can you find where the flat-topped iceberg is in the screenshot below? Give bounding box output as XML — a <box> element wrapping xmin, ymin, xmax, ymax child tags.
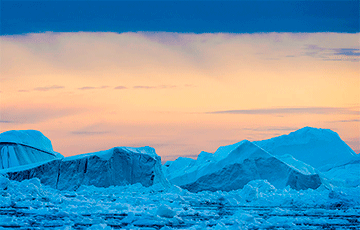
<box><xmin>2</xmin><ymin>146</ymin><xmax>169</xmax><ymax>190</ymax></box>
<box><xmin>57</xmin><ymin>146</ymin><xmax>169</xmax><ymax>190</ymax></box>
<box><xmin>0</xmin><ymin>130</ymin><xmax>63</xmax><ymax>169</ymax></box>
<box><xmin>165</xmin><ymin>140</ymin><xmax>324</xmax><ymax>192</ymax></box>
<box><xmin>0</xmin><ymin>130</ymin><xmax>169</xmax><ymax>190</ymax></box>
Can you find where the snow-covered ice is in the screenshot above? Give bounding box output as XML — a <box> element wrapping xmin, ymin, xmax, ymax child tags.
<box><xmin>0</xmin><ymin>130</ymin><xmax>63</xmax><ymax>169</ymax></box>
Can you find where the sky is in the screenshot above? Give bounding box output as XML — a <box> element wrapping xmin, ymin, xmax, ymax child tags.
<box><xmin>1</xmin><ymin>1</ymin><xmax>359</xmax><ymax>161</ymax></box>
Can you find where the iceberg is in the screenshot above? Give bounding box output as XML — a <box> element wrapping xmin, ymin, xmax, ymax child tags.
<box><xmin>0</xmin><ymin>130</ymin><xmax>63</xmax><ymax>169</ymax></box>
<box><xmin>203</xmin><ymin>127</ymin><xmax>357</xmax><ymax>170</ymax></box>
<box><xmin>2</xmin><ymin>146</ymin><xmax>169</xmax><ymax>190</ymax></box>
<box><xmin>0</xmin><ymin>130</ymin><xmax>169</xmax><ymax>190</ymax></box>
<box><xmin>56</xmin><ymin>146</ymin><xmax>169</xmax><ymax>190</ymax></box>
<box><xmin>254</xmin><ymin>127</ymin><xmax>357</xmax><ymax>170</ymax></box>
<box><xmin>165</xmin><ymin>140</ymin><xmax>324</xmax><ymax>192</ymax></box>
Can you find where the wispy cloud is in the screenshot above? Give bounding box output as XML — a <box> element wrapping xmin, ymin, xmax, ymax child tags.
<box><xmin>0</xmin><ymin>120</ymin><xmax>14</xmax><ymax>123</ymax></box>
<box><xmin>160</xmin><ymin>85</ymin><xmax>177</xmax><ymax>89</ymax></box>
<box><xmin>18</xmin><ymin>90</ymin><xmax>29</xmax><ymax>92</ymax></box>
<box><xmin>333</xmin><ymin>48</ymin><xmax>360</xmax><ymax>57</ymax></box>
<box><xmin>328</xmin><ymin>118</ymin><xmax>360</xmax><ymax>123</ymax></box>
<box><xmin>207</xmin><ymin>107</ymin><xmax>359</xmax><ymax>115</ymax></box>
<box><xmin>78</xmin><ymin>87</ymin><xmax>96</xmax><ymax>90</ymax></box>
<box><xmin>133</xmin><ymin>85</ymin><xmax>177</xmax><ymax>89</ymax></box>
<box><xmin>78</xmin><ymin>86</ymin><xmax>109</xmax><ymax>90</ymax></box>
<box><xmin>240</xmin><ymin>126</ymin><xmax>298</xmax><ymax>132</ymax></box>
<box><xmin>1</xmin><ymin>106</ymin><xmax>84</xmax><ymax>124</ymax></box>
<box><xmin>114</xmin><ymin>86</ymin><xmax>127</xmax><ymax>90</ymax></box>
<box><xmin>70</xmin><ymin>123</ymin><xmax>112</xmax><ymax>136</ymax></box>
<box><xmin>34</xmin><ymin>85</ymin><xmax>64</xmax><ymax>92</ymax></box>
<box><xmin>133</xmin><ymin>86</ymin><xmax>157</xmax><ymax>89</ymax></box>
<box><xmin>304</xmin><ymin>45</ymin><xmax>360</xmax><ymax>62</ymax></box>
<box><xmin>71</xmin><ymin>131</ymin><xmax>110</xmax><ymax>135</ymax></box>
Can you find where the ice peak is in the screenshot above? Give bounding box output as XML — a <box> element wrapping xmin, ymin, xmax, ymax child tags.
<box><xmin>288</xmin><ymin>126</ymin><xmax>339</xmax><ymax>140</ymax></box>
<box><xmin>213</xmin><ymin>139</ymin><xmax>250</xmax><ymax>160</ymax></box>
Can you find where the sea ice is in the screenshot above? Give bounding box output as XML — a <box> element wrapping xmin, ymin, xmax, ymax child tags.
<box><xmin>0</xmin><ymin>176</ymin><xmax>358</xmax><ymax>229</ymax></box>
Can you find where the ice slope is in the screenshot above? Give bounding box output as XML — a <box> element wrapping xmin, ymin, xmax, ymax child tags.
<box><xmin>322</xmin><ymin>159</ymin><xmax>360</xmax><ymax>187</ymax></box>
<box><xmin>2</xmin><ymin>146</ymin><xmax>169</xmax><ymax>190</ymax></box>
<box><xmin>0</xmin><ymin>130</ymin><xmax>63</xmax><ymax>169</ymax></box>
<box><xmin>166</xmin><ymin>140</ymin><xmax>323</xmax><ymax>192</ymax></box>
<box><xmin>254</xmin><ymin>127</ymin><xmax>357</xmax><ymax>170</ymax></box>
<box><xmin>163</xmin><ymin>157</ymin><xmax>196</xmax><ymax>185</ymax></box>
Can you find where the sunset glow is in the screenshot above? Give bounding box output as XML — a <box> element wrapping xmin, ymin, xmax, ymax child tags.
<box><xmin>1</xmin><ymin>32</ymin><xmax>359</xmax><ymax>161</ymax></box>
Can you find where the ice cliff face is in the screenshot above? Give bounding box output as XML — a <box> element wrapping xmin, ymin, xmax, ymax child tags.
<box><xmin>0</xmin><ymin>130</ymin><xmax>63</xmax><ymax>169</ymax></box>
<box><xmin>165</xmin><ymin>140</ymin><xmax>323</xmax><ymax>192</ymax></box>
<box><xmin>2</xmin><ymin>146</ymin><xmax>169</xmax><ymax>190</ymax></box>
<box><xmin>2</xmin><ymin>159</ymin><xmax>62</xmax><ymax>188</ymax></box>
<box><xmin>0</xmin><ymin>130</ymin><xmax>168</xmax><ymax>190</ymax></box>
<box><xmin>57</xmin><ymin>146</ymin><xmax>169</xmax><ymax>190</ymax></box>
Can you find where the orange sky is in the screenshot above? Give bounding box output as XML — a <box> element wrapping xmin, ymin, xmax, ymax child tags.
<box><xmin>1</xmin><ymin>32</ymin><xmax>359</xmax><ymax>161</ymax></box>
